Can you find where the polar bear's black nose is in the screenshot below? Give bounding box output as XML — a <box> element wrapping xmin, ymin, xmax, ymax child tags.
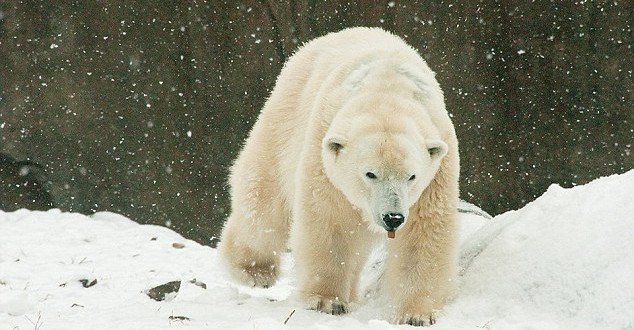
<box><xmin>382</xmin><ymin>213</ymin><xmax>405</xmax><ymax>230</ymax></box>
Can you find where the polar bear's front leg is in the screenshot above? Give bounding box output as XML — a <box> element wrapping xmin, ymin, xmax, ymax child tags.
<box><xmin>218</xmin><ymin>174</ymin><xmax>291</xmax><ymax>288</ymax></box>
<box><xmin>291</xmin><ymin>210</ymin><xmax>370</xmax><ymax>315</ymax></box>
<box><xmin>384</xmin><ymin>218</ymin><xmax>457</xmax><ymax>326</ymax></box>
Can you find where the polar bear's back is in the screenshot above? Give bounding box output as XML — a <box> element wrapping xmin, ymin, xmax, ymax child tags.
<box><xmin>302</xmin><ymin>27</ymin><xmax>408</xmax><ymax>54</ymax></box>
<box><xmin>287</xmin><ymin>27</ymin><xmax>429</xmax><ymax>80</ymax></box>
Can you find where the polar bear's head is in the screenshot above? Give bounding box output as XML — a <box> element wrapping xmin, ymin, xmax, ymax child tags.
<box><xmin>321</xmin><ymin>104</ymin><xmax>448</xmax><ymax>234</ymax></box>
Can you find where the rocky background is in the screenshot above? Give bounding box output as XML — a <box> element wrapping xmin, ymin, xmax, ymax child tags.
<box><xmin>1</xmin><ymin>1</ymin><xmax>631</xmax><ymax>246</ymax></box>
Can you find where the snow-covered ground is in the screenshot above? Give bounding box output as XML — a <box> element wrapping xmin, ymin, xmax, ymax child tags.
<box><xmin>1</xmin><ymin>170</ymin><xmax>632</xmax><ymax>330</ymax></box>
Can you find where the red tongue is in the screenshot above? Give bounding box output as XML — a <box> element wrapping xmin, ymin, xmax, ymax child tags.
<box><xmin>387</xmin><ymin>230</ymin><xmax>395</xmax><ymax>239</ymax></box>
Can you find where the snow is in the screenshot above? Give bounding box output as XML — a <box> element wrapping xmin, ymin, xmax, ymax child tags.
<box><xmin>1</xmin><ymin>170</ymin><xmax>633</xmax><ymax>330</ymax></box>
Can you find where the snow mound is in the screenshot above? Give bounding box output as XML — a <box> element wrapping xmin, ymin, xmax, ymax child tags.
<box><xmin>0</xmin><ymin>170</ymin><xmax>632</xmax><ymax>329</ymax></box>
<box><xmin>452</xmin><ymin>170</ymin><xmax>634</xmax><ymax>330</ymax></box>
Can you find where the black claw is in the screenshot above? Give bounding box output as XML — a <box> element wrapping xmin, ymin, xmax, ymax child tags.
<box><xmin>331</xmin><ymin>302</ymin><xmax>347</xmax><ymax>315</ymax></box>
<box><xmin>406</xmin><ymin>316</ymin><xmax>433</xmax><ymax>327</ymax></box>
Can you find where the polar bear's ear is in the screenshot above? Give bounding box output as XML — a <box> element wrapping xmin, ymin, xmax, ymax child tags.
<box><xmin>344</xmin><ymin>63</ymin><xmax>375</xmax><ymax>92</ymax></box>
<box><xmin>324</xmin><ymin>137</ymin><xmax>346</xmax><ymax>156</ymax></box>
<box><xmin>398</xmin><ymin>64</ymin><xmax>437</xmax><ymax>97</ymax></box>
<box><xmin>426</xmin><ymin>140</ymin><xmax>448</xmax><ymax>160</ymax></box>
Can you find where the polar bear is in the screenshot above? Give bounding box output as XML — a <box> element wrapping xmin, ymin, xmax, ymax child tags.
<box><xmin>218</xmin><ymin>27</ymin><xmax>459</xmax><ymax>326</ymax></box>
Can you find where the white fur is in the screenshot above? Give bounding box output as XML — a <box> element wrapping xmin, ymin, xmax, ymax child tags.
<box><xmin>218</xmin><ymin>27</ymin><xmax>460</xmax><ymax>326</ymax></box>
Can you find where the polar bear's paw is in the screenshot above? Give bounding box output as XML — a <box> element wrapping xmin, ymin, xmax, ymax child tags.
<box><xmin>393</xmin><ymin>311</ymin><xmax>437</xmax><ymax>327</ymax></box>
<box><xmin>235</xmin><ymin>262</ymin><xmax>278</xmax><ymax>288</ymax></box>
<box><xmin>305</xmin><ymin>295</ymin><xmax>349</xmax><ymax>315</ymax></box>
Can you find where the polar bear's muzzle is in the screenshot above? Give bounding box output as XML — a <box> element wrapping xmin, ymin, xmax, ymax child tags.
<box><xmin>370</xmin><ymin>181</ymin><xmax>409</xmax><ymax>238</ymax></box>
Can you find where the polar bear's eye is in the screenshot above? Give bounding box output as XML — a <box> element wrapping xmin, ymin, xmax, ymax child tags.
<box><xmin>409</xmin><ymin>175</ymin><xmax>416</xmax><ymax>181</ymax></box>
<box><xmin>365</xmin><ymin>172</ymin><xmax>377</xmax><ymax>179</ymax></box>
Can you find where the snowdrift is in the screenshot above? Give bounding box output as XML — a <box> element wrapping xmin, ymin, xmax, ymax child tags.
<box><xmin>1</xmin><ymin>170</ymin><xmax>632</xmax><ymax>330</ymax></box>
